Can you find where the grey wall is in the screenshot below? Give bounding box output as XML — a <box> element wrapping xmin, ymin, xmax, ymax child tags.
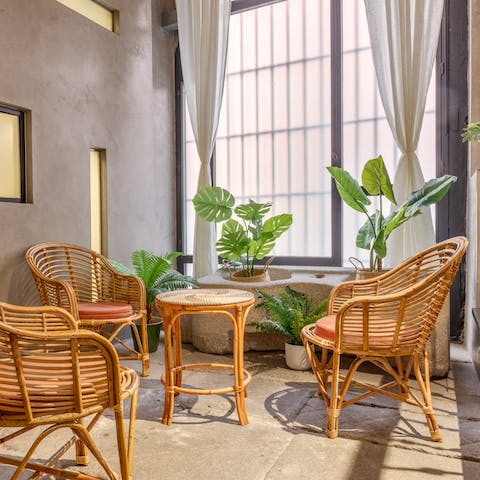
<box><xmin>0</xmin><ymin>0</ymin><xmax>177</xmax><ymax>304</ymax></box>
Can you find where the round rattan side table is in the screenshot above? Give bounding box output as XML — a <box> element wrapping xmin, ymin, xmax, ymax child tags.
<box><xmin>156</xmin><ymin>288</ymin><xmax>255</xmax><ymax>426</ymax></box>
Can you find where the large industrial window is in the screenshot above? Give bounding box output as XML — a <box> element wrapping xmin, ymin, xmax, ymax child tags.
<box><xmin>175</xmin><ymin>0</ymin><xmax>466</xmax><ymax>336</ymax></box>
<box><xmin>178</xmin><ymin>0</ymin><xmax>437</xmax><ymax>267</ymax></box>
<box><xmin>0</xmin><ymin>105</ymin><xmax>26</xmax><ymax>203</ymax></box>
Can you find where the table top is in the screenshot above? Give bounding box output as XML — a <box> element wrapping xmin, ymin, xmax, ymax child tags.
<box><xmin>156</xmin><ymin>288</ymin><xmax>255</xmax><ymax>306</ymax></box>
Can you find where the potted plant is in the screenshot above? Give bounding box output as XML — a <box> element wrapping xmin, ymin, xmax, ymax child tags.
<box><xmin>251</xmin><ymin>286</ymin><xmax>328</xmax><ymax>370</ymax></box>
<box><xmin>111</xmin><ymin>250</ymin><xmax>198</xmax><ymax>352</ymax></box>
<box><xmin>327</xmin><ymin>155</ymin><xmax>457</xmax><ymax>273</ymax></box>
<box><xmin>193</xmin><ymin>186</ymin><xmax>293</xmax><ymax>280</ymax></box>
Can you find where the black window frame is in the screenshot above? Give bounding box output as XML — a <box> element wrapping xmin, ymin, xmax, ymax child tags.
<box><xmin>0</xmin><ymin>104</ymin><xmax>27</xmax><ymax>203</ymax></box>
<box><xmin>175</xmin><ymin>0</ymin><xmax>468</xmax><ymax>337</ymax></box>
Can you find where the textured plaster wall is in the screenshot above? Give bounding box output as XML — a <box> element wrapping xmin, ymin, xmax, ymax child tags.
<box><xmin>465</xmin><ymin>0</ymin><xmax>480</xmax><ymax>359</ymax></box>
<box><xmin>0</xmin><ymin>0</ymin><xmax>176</xmax><ymax>304</ymax></box>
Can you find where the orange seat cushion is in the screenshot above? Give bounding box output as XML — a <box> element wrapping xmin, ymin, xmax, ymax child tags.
<box><xmin>78</xmin><ymin>302</ymin><xmax>133</xmax><ymax>320</ymax></box>
<box><xmin>314</xmin><ymin>315</ymin><xmax>337</xmax><ymax>341</ymax></box>
<box><xmin>314</xmin><ymin>315</ymin><xmax>409</xmax><ymax>348</ymax></box>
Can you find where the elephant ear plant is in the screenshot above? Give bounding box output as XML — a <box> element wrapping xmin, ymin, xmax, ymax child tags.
<box><xmin>193</xmin><ymin>186</ymin><xmax>293</xmax><ymax>277</ymax></box>
<box><xmin>328</xmin><ymin>155</ymin><xmax>457</xmax><ymax>271</ymax></box>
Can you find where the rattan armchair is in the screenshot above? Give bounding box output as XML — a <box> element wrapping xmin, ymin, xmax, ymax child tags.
<box><xmin>0</xmin><ymin>301</ymin><xmax>139</xmax><ymax>479</ymax></box>
<box><xmin>302</xmin><ymin>236</ymin><xmax>468</xmax><ymax>441</ymax></box>
<box><xmin>25</xmin><ymin>242</ymin><xmax>150</xmax><ymax>376</ymax></box>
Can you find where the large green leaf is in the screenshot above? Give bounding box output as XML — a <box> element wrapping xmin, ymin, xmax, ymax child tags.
<box><xmin>193</xmin><ymin>186</ymin><xmax>234</xmax><ymax>223</ymax></box>
<box><xmin>327</xmin><ymin>166</ymin><xmax>371</xmax><ymax>213</ymax></box>
<box><xmin>248</xmin><ymin>214</ymin><xmax>293</xmax><ymax>260</ymax></box>
<box><xmin>263</xmin><ymin>214</ymin><xmax>293</xmax><ymax>239</ymax></box>
<box><xmin>131</xmin><ymin>250</ymin><xmax>172</xmax><ymax>290</ymax></box>
<box><xmin>356</xmin><ymin>217</ymin><xmax>375</xmax><ymax>250</ymax></box>
<box><xmin>217</xmin><ymin>219</ymin><xmax>250</xmax><ymax>261</ymax></box>
<box><xmin>372</xmin><ymin>229</ymin><xmax>387</xmax><ymax>259</ymax></box>
<box><xmin>383</xmin><ymin>206</ymin><xmax>420</xmax><ymax>239</ymax></box>
<box><xmin>403</xmin><ymin>175</ymin><xmax>457</xmax><ymax>217</ymax></box>
<box><xmin>355</xmin><ymin>211</ymin><xmax>385</xmax><ymax>252</ymax></box>
<box><xmin>248</xmin><ymin>233</ymin><xmax>275</xmax><ymax>260</ymax></box>
<box><xmin>361</xmin><ymin>155</ymin><xmax>396</xmax><ymax>204</ymax></box>
<box><xmin>235</xmin><ymin>200</ymin><xmax>272</xmax><ymax>221</ymax></box>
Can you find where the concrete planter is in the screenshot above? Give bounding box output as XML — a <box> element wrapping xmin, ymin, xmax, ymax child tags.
<box><xmin>185</xmin><ymin>267</ymin><xmax>354</xmax><ymax>354</ymax></box>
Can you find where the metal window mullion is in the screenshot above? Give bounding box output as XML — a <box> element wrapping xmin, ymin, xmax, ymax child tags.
<box><xmin>285</xmin><ymin>0</ymin><xmax>292</xmax><ymax>254</ymax></box>
<box><xmin>331</xmin><ymin>0</ymin><xmax>342</xmax><ymax>265</ymax></box>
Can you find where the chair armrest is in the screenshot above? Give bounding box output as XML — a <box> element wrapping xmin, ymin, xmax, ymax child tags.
<box><xmin>29</xmin><ymin>272</ymin><xmax>78</xmax><ymax>317</ymax></box>
<box><xmin>0</xmin><ymin>302</ymin><xmax>78</xmax><ymax>332</ymax></box>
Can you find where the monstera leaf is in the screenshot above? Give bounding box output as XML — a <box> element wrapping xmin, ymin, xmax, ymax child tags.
<box><xmin>193</xmin><ymin>186</ymin><xmax>234</xmax><ymax>223</ymax></box>
<box><xmin>216</xmin><ymin>219</ymin><xmax>250</xmax><ymax>260</ymax></box>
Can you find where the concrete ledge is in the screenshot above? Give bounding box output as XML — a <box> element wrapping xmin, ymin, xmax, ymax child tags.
<box><xmin>187</xmin><ymin>267</ymin><xmax>355</xmax><ymax>354</ymax></box>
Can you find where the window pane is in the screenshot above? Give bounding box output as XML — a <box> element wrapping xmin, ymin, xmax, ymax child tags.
<box><xmin>341</xmin><ymin>0</ymin><xmax>435</xmax><ymax>266</ymax></box>
<box><xmin>0</xmin><ymin>111</ymin><xmax>21</xmax><ymax>199</ymax></box>
<box><xmin>184</xmin><ymin>0</ymin><xmax>332</xmax><ymax>260</ymax></box>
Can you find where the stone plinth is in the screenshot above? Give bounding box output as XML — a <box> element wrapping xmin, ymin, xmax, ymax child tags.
<box><xmin>186</xmin><ymin>267</ymin><xmax>354</xmax><ymax>354</ymax></box>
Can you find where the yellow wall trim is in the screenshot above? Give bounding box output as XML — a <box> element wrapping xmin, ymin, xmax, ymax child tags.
<box><xmin>56</xmin><ymin>0</ymin><xmax>117</xmax><ymax>32</ymax></box>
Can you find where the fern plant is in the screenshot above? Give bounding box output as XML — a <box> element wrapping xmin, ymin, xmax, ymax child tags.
<box><xmin>252</xmin><ymin>286</ymin><xmax>328</xmax><ymax>345</ymax></box>
<box><xmin>110</xmin><ymin>250</ymin><xmax>198</xmax><ymax>323</ymax></box>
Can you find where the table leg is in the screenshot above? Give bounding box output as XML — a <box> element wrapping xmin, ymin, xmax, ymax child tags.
<box><xmin>173</xmin><ymin>314</ymin><xmax>183</xmax><ymax>388</ymax></box>
<box><xmin>162</xmin><ymin>310</ymin><xmax>175</xmax><ymax>425</ymax></box>
<box><xmin>233</xmin><ymin>306</ymin><xmax>249</xmax><ymax>426</ymax></box>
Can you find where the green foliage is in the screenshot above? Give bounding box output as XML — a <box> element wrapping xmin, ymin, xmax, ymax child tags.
<box><xmin>193</xmin><ymin>186</ymin><xmax>293</xmax><ymax>276</ymax></box>
<box><xmin>110</xmin><ymin>250</ymin><xmax>198</xmax><ymax>322</ymax></box>
<box><xmin>328</xmin><ymin>155</ymin><xmax>457</xmax><ymax>271</ymax></box>
<box><xmin>251</xmin><ymin>287</ymin><xmax>328</xmax><ymax>345</ymax></box>
<box><xmin>462</xmin><ymin>122</ymin><xmax>480</xmax><ymax>143</ymax></box>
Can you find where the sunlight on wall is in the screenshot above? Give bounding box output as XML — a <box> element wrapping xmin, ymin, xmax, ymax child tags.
<box><xmin>90</xmin><ymin>149</ymin><xmax>107</xmax><ymax>255</ymax></box>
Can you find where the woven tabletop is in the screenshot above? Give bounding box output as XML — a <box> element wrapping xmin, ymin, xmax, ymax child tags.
<box><xmin>156</xmin><ymin>288</ymin><xmax>254</xmax><ymax>306</ymax></box>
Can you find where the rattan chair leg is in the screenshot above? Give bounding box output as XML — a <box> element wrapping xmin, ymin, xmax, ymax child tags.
<box><xmin>140</xmin><ymin>319</ymin><xmax>150</xmax><ymax>377</ymax></box>
<box><xmin>327</xmin><ymin>352</ymin><xmax>341</xmax><ymax>439</ymax></box>
<box><xmin>76</xmin><ymin>418</ymin><xmax>89</xmax><ymax>465</ymax></box>
<box><xmin>303</xmin><ymin>338</ymin><xmax>329</xmax><ymax>401</ymax></box>
<box><xmin>73</xmin><ymin>424</ymin><xmax>118</xmax><ymax>480</ymax></box>
<box><xmin>127</xmin><ymin>388</ymin><xmax>139</xmax><ymax>479</ymax></box>
<box><xmin>413</xmin><ymin>352</ymin><xmax>442</xmax><ymax>442</ymax></box>
<box><xmin>114</xmin><ymin>406</ymin><xmax>130</xmax><ymax>480</ymax></box>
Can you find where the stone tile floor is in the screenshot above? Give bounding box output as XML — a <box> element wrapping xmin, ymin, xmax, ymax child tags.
<box><xmin>1</xmin><ymin>343</ymin><xmax>479</xmax><ymax>479</ymax></box>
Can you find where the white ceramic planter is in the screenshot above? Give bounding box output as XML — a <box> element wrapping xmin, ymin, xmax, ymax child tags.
<box><xmin>285</xmin><ymin>342</ymin><xmax>310</xmax><ymax>370</ymax></box>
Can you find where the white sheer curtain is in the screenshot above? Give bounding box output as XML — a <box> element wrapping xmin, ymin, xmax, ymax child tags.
<box><xmin>364</xmin><ymin>0</ymin><xmax>444</xmax><ymax>264</ymax></box>
<box><xmin>176</xmin><ymin>0</ymin><xmax>231</xmax><ymax>278</ymax></box>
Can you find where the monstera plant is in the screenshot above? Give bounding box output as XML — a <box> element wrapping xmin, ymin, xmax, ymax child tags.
<box><xmin>193</xmin><ymin>186</ymin><xmax>293</xmax><ymax>278</ymax></box>
<box><xmin>328</xmin><ymin>155</ymin><xmax>457</xmax><ymax>271</ymax></box>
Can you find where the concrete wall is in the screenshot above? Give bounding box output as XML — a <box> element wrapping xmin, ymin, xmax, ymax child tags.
<box><xmin>0</xmin><ymin>0</ymin><xmax>177</xmax><ymax>304</ymax></box>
